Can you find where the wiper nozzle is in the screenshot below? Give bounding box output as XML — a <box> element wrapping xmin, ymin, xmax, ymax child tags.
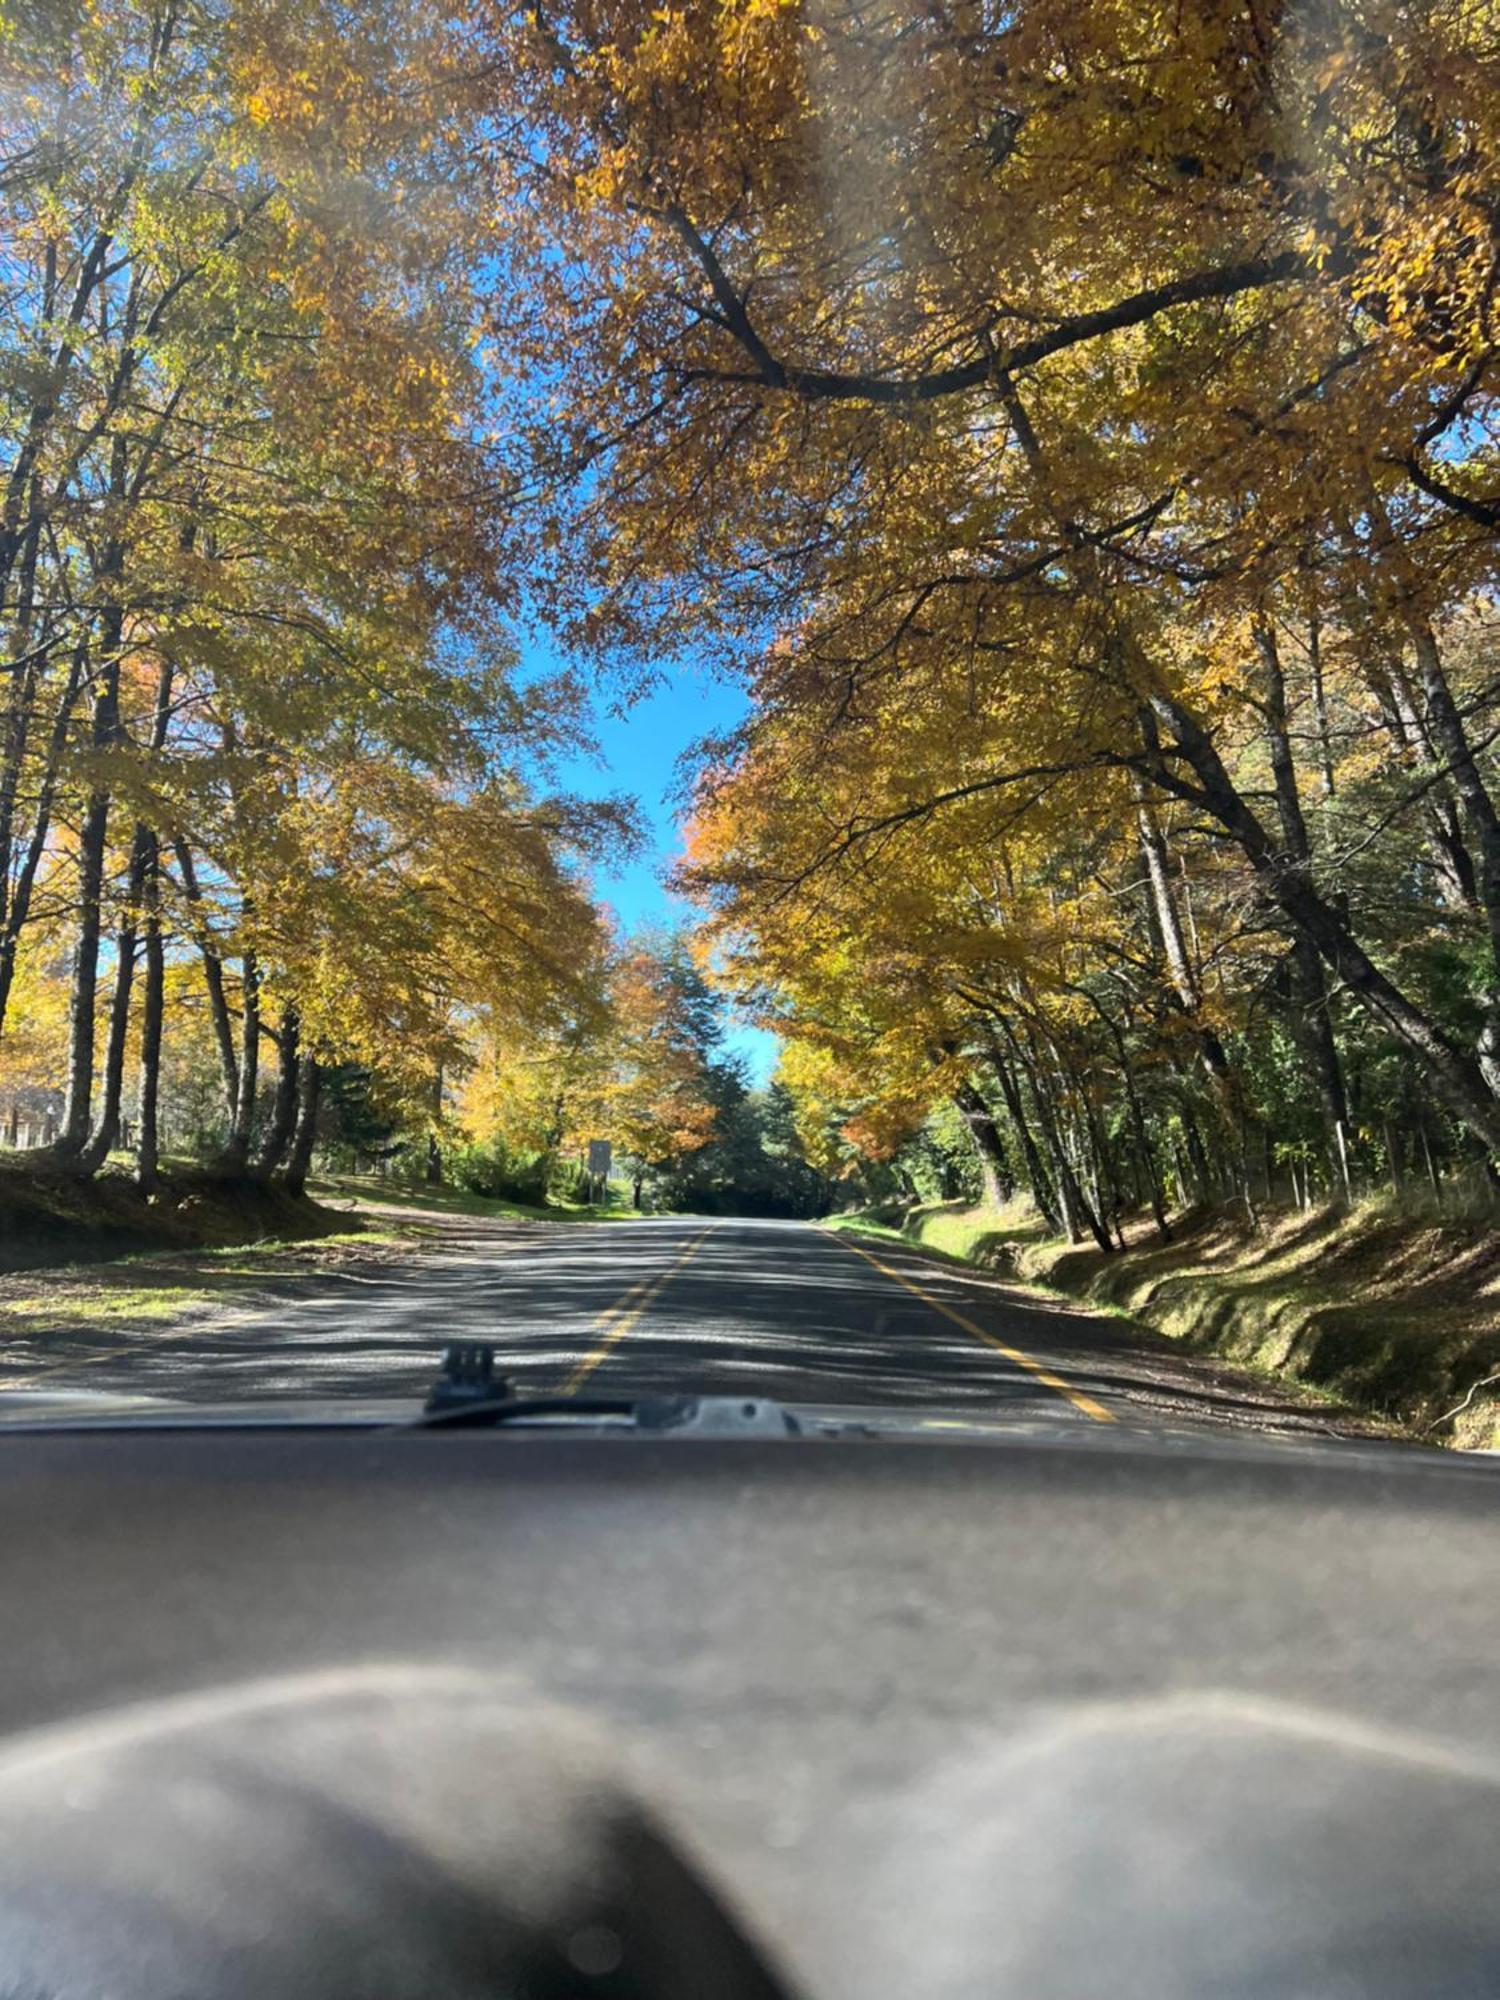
<box><xmin>424</xmin><ymin>1343</ymin><xmax>512</xmax><ymax>1417</ymax></box>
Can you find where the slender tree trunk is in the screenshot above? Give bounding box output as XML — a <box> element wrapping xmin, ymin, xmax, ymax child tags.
<box><xmin>1407</xmin><ymin>620</ymin><xmax>1500</xmax><ymax>1094</ymax></box>
<box><xmin>56</xmin><ymin>785</ymin><xmax>112</xmax><ymax>1155</ymax></box>
<box><xmin>950</xmin><ymin>1077</ymin><xmax>1013</xmax><ymax>1207</ymax></box>
<box><xmin>1080</xmin><ymin>1090</ymin><xmax>1127</xmax><ymax>1249</ymax></box>
<box><xmin>76</xmin><ymin>654</ymin><xmax>175</xmax><ymax>1174</ymax></box>
<box><xmin>1418</xmin><ymin>1119</ymin><xmax>1443</xmax><ymax>1203</ymax></box>
<box><xmin>1384</xmin><ymin>1116</ymin><xmax>1405</xmax><ymax>1198</ymax></box>
<box><xmin>1136</xmin><ymin>788</ymin><xmax>1201</xmax><ymax>1011</ymax></box>
<box><xmin>1306</xmin><ymin>606</ymin><xmax>1336</xmax><ymax>800</ymax></box>
<box><xmin>283</xmin><ymin>1056</ymin><xmax>321</xmax><ymax>1197</ymax></box>
<box><xmin>1176</xmin><ymin>1086</ymin><xmax>1211</xmax><ymax>1202</ymax></box>
<box><xmin>1085</xmin><ymin>994</ymin><xmax>1171</xmax><ymax>1241</ymax></box>
<box><xmin>54</xmin><ymin>626</ymin><xmax>122</xmax><ymax>1156</ymax></box>
<box><xmin>0</xmin><ymin>639</ymin><xmax>86</xmax><ymax>1038</ymax></box>
<box><xmin>54</xmin><ymin>429</ymin><xmax>134</xmax><ymax>1156</ymax></box>
<box><xmin>426</xmin><ymin>1062</ymin><xmax>444</xmax><ymax>1184</ymax></box>
<box><xmin>1373</xmin><ymin>659</ymin><xmax>1478</xmax><ymax>909</ymax></box>
<box><xmin>254</xmin><ymin>1007</ymin><xmax>301</xmax><ymax>1175</ymax></box>
<box><xmin>1254</xmin><ymin>617</ymin><xmax>1353</xmax><ymax>1204</ymax></box>
<box><xmin>1020</xmin><ymin>1033</ymin><xmax>1112</xmax><ymax>1253</ymax></box>
<box><xmin>217</xmin><ymin>949</ymin><xmax>259</xmax><ymax>1174</ymax></box>
<box><xmin>136</xmin><ymin>831</ymin><xmax>165</xmax><ymax>1191</ymax></box>
<box><xmin>73</xmin><ymin>823</ymin><xmax>153</xmax><ymax>1173</ymax></box>
<box><xmin>173</xmin><ymin>839</ymin><xmax>239</xmax><ymax>1120</ymax></box>
<box><xmin>0</xmin><ymin>503</ymin><xmax>43</xmax><ymax>943</ymax></box>
<box><xmin>1142</xmin><ymin>689</ymin><xmax>1500</xmax><ymax>1156</ymax></box>
<box><xmin>1136</xmin><ymin>780</ymin><xmax>1237</xmax><ymax>1103</ymax></box>
<box><xmin>976</xmin><ymin>1030</ymin><xmax>1061</xmax><ymax>1230</ymax></box>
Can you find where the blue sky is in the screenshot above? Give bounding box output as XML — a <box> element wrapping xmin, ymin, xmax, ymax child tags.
<box><xmin>522</xmin><ymin>637</ymin><xmax>781</xmax><ymax>1084</ymax></box>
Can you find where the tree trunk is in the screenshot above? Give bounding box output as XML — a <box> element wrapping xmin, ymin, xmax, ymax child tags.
<box><xmin>426</xmin><ymin>1063</ymin><xmax>444</xmax><ymax>1184</ymax></box>
<box><xmin>950</xmin><ymin>1078</ymin><xmax>1013</xmax><ymax>1206</ymax></box>
<box><xmin>1142</xmin><ymin>690</ymin><xmax>1500</xmax><ymax>1156</ymax></box>
<box><xmin>0</xmin><ymin>639</ymin><xmax>86</xmax><ymax>1038</ymax></box>
<box><xmin>1254</xmin><ymin>617</ymin><xmax>1353</xmax><ymax>1203</ymax></box>
<box><xmin>283</xmin><ymin>1056</ymin><xmax>321</xmax><ymax>1197</ymax></box>
<box><xmin>1373</xmin><ymin>659</ymin><xmax>1478</xmax><ymax>910</ymax></box>
<box><xmin>1136</xmin><ymin>788</ymin><xmax>1201</xmax><ymax>1010</ymax></box>
<box><xmin>976</xmin><ymin>1030</ymin><xmax>1061</xmax><ymax>1230</ymax></box>
<box><xmin>1306</xmin><ymin>606</ymin><xmax>1336</xmax><ymax>800</ymax></box>
<box><xmin>254</xmin><ymin>1007</ymin><xmax>301</xmax><ymax>1175</ymax></box>
<box><xmin>173</xmin><ymin>839</ymin><xmax>239</xmax><ymax>1120</ymax></box>
<box><xmin>217</xmin><ymin>949</ymin><xmax>260</xmax><ymax>1174</ymax></box>
<box><xmin>0</xmin><ymin>503</ymin><xmax>43</xmax><ymax>955</ymax></box>
<box><xmin>1176</xmin><ymin>1085</ymin><xmax>1212</xmax><ymax>1202</ymax></box>
<box><xmin>54</xmin><ymin>648</ymin><xmax>120</xmax><ymax>1156</ymax></box>
<box><xmin>76</xmin><ymin>645</ymin><xmax>176</xmax><ymax>1175</ymax></box>
<box><xmin>136</xmin><ymin>832</ymin><xmax>165</xmax><ymax>1191</ymax></box>
<box><xmin>73</xmin><ymin>824</ymin><xmax>154</xmax><ymax>1174</ymax></box>
<box><xmin>1136</xmin><ymin>781</ymin><xmax>1235</xmax><ymax>1098</ymax></box>
<box><xmin>1085</xmin><ymin>993</ymin><xmax>1171</xmax><ymax>1241</ymax></box>
<box><xmin>1383</xmin><ymin>1116</ymin><xmax>1405</xmax><ymax>1198</ymax></box>
<box><xmin>1407</xmin><ymin>619</ymin><xmax>1500</xmax><ymax>1094</ymax></box>
<box><xmin>1018</xmin><ymin>1032</ymin><xmax>1112</xmax><ymax>1253</ymax></box>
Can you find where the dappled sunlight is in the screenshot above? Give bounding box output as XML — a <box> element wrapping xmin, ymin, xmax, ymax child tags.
<box><xmin>0</xmin><ymin>1218</ymin><xmax>1381</xmax><ymax>1438</ymax></box>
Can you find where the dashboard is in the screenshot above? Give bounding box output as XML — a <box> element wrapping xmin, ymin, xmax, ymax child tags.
<box><xmin>1</xmin><ymin>1421</ymin><xmax>1498</xmax><ymax>1997</ymax></box>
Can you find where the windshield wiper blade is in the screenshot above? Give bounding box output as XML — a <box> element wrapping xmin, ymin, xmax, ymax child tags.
<box><xmin>414</xmin><ymin>1393</ymin><xmax>640</xmax><ymax>1431</ymax></box>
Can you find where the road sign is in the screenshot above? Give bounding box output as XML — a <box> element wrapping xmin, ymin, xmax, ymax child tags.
<box><xmin>587</xmin><ymin>1139</ymin><xmax>612</xmax><ymax>1179</ymax></box>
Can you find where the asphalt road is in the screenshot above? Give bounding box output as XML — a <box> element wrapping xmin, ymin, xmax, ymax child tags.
<box><xmin>0</xmin><ymin>1212</ymin><xmax>1386</xmax><ymax>1437</ymax></box>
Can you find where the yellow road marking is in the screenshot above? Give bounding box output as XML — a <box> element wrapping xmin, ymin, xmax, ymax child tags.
<box><xmin>563</xmin><ymin>1224</ymin><xmax>717</xmax><ymax>1395</ymax></box>
<box><xmin>819</xmin><ymin>1227</ymin><xmax>1115</xmax><ymax>1424</ymax></box>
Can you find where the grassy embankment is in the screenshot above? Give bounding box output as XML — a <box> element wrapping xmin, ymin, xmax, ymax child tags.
<box><xmin>0</xmin><ymin>1155</ymin><xmax>645</xmax><ymax>1273</ymax></box>
<box><xmin>310</xmin><ymin>1172</ymin><xmax>646</xmax><ymax>1225</ymax></box>
<box><xmin>0</xmin><ymin>1158</ymin><xmax>645</xmax><ymax>1344</ymax></box>
<box><xmin>830</xmin><ymin>1197</ymin><xmax>1500</xmax><ymax>1451</ymax></box>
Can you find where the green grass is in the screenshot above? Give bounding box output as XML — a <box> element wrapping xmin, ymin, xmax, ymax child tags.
<box><xmin>3</xmin><ymin>1283</ymin><xmax>216</xmax><ymax>1333</ymax></box>
<box><xmin>311</xmin><ymin>1173</ymin><xmax>650</xmax><ymax>1223</ymax></box>
<box><xmin>195</xmin><ymin>1229</ymin><xmax>401</xmax><ymax>1258</ymax></box>
<box><xmin>827</xmin><ymin>1198</ymin><xmax>1043</xmax><ymax>1271</ymax></box>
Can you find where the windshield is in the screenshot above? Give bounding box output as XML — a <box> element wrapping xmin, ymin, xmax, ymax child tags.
<box><xmin>0</xmin><ymin>0</ymin><xmax>1497</xmax><ymax>1451</ymax></box>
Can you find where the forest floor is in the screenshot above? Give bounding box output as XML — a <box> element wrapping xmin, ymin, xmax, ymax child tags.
<box><xmin>833</xmin><ymin>1198</ymin><xmax>1500</xmax><ymax>1450</ymax></box>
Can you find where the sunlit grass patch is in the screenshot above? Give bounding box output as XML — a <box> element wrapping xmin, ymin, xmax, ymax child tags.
<box><xmin>2</xmin><ymin>1284</ymin><xmax>215</xmax><ymax>1334</ymax></box>
<box><xmin>311</xmin><ymin>1174</ymin><xmax>650</xmax><ymax>1224</ymax></box>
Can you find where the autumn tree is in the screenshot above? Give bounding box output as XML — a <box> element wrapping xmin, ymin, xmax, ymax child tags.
<box><xmin>0</xmin><ymin>0</ymin><xmax>624</xmax><ymax>1192</ymax></box>
<box><xmin>471</xmin><ymin>0</ymin><xmax>1500</xmax><ymax>1166</ymax></box>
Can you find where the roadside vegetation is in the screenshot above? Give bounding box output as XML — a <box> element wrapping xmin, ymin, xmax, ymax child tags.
<box><xmin>833</xmin><ymin>1192</ymin><xmax>1500</xmax><ymax>1451</ymax></box>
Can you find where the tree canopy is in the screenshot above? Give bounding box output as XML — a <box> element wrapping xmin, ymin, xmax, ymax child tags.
<box><xmin>6</xmin><ymin>0</ymin><xmax>1500</xmax><ymax>1235</ymax></box>
<box><xmin>469</xmin><ymin>0</ymin><xmax>1500</xmax><ymax>1223</ymax></box>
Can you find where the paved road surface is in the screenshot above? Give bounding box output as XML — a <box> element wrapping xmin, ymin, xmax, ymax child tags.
<box><xmin>0</xmin><ymin>1213</ymin><xmax>1380</xmax><ymax>1437</ymax></box>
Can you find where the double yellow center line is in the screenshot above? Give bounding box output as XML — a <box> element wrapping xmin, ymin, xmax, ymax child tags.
<box><xmin>562</xmin><ymin>1223</ymin><xmax>717</xmax><ymax>1395</ymax></box>
<box><xmin>820</xmin><ymin>1226</ymin><xmax>1114</xmax><ymax>1424</ymax></box>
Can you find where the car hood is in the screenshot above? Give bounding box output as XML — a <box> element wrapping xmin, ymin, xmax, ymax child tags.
<box><xmin>0</xmin><ymin>1382</ymin><xmax>1450</xmax><ymax>1471</ymax></box>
